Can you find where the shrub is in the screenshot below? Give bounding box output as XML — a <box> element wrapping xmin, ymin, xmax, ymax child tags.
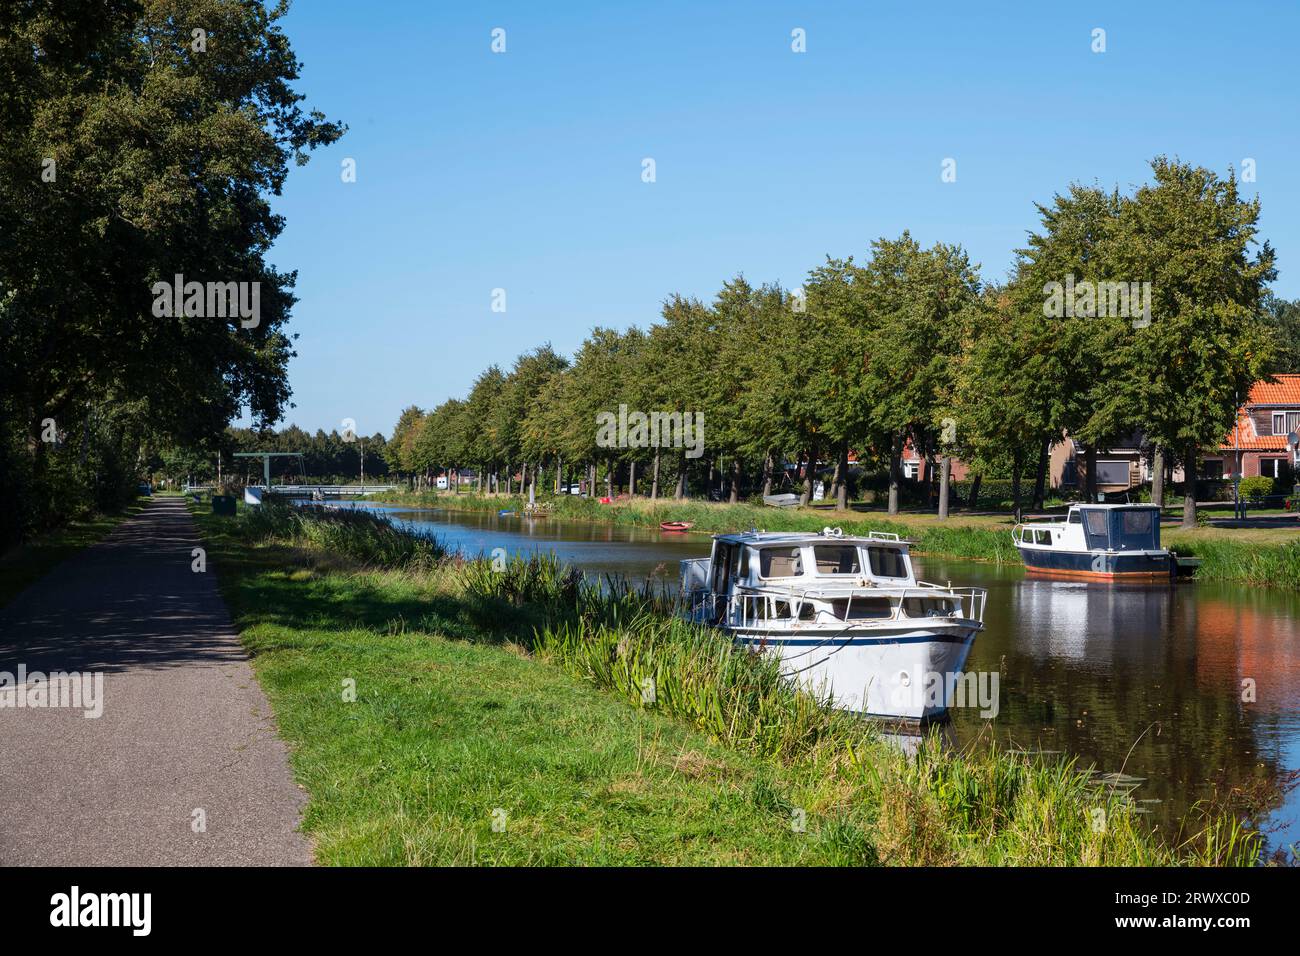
<box><xmin>1237</xmin><ymin>476</ymin><xmax>1275</xmax><ymax>503</ymax></box>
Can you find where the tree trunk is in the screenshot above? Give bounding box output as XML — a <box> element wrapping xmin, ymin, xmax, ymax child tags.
<box><xmin>555</xmin><ymin>455</ymin><xmax>562</xmax><ymax>494</ymax></box>
<box><xmin>605</xmin><ymin>458</ymin><xmax>613</xmax><ymax>499</ymax></box>
<box><xmin>967</xmin><ymin>473</ymin><xmax>983</xmax><ymax>511</ymax></box>
<box><xmin>1011</xmin><ymin>449</ymin><xmax>1024</xmax><ymax>516</ymax></box>
<box><xmin>1032</xmin><ymin>438</ymin><xmax>1049</xmax><ymax>511</ymax></box>
<box><xmin>938</xmin><ymin>455</ymin><xmax>951</xmax><ymax>519</ymax></box>
<box><xmin>762</xmin><ymin>452</ymin><xmax>775</xmax><ymax>497</ymax></box>
<box><xmin>651</xmin><ymin>449</ymin><xmax>661</xmax><ymax>500</ymax></box>
<box><xmin>1084</xmin><ymin>443</ymin><xmax>1097</xmax><ymax>502</ymax></box>
<box><xmin>675</xmin><ymin>453</ymin><xmax>687</xmax><ymax>499</ymax></box>
<box><xmin>888</xmin><ymin>432</ymin><xmax>902</xmax><ymax>515</ymax></box>
<box><xmin>800</xmin><ymin>443</ymin><xmax>819</xmax><ymax>507</ymax></box>
<box><xmin>835</xmin><ymin>441</ymin><xmax>849</xmax><ymax>509</ymax></box>
<box><xmin>1182</xmin><ymin>442</ymin><xmax>1198</xmax><ymax>529</ymax></box>
<box><xmin>628</xmin><ymin>459</ymin><xmax>638</xmax><ymax>497</ymax></box>
<box><xmin>728</xmin><ymin>457</ymin><xmax>741</xmax><ymax>504</ymax></box>
<box><xmin>1152</xmin><ymin>446</ymin><xmax>1165</xmax><ymax>507</ymax></box>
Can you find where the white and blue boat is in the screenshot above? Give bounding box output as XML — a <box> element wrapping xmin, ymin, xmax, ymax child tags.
<box><xmin>679</xmin><ymin>529</ymin><xmax>986</xmax><ymax>721</ymax></box>
<box><xmin>1012</xmin><ymin>503</ymin><xmax>1187</xmax><ymax>581</ymax></box>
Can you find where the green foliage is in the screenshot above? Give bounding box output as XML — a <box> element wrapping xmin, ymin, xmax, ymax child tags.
<box><xmin>0</xmin><ymin>1</ymin><xmax>340</xmax><ymax>546</ymax></box>
<box><xmin>1237</xmin><ymin>475</ymin><xmax>1275</xmax><ymax>502</ymax></box>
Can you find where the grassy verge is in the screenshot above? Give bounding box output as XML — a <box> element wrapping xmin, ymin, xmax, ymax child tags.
<box><xmin>374</xmin><ymin>490</ymin><xmax>1300</xmax><ymax>587</ymax></box>
<box><xmin>0</xmin><ymin>499</ymin><xmax>146</xmax><ymax>608</ymax></box>
<box><xmin>195</xmin><ymin>500</ymin><xmax>1263</xmax><ymax>866</ymax></box>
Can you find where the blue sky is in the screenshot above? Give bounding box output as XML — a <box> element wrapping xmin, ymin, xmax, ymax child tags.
<box><xmin>261</xmin><ymin>0</ymin><xmax>1300</xmax><ymax>436</ymax></box>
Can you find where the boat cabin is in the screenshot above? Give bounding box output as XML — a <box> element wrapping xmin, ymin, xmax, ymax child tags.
<box><xmin>1016</xmin><ymin>504</ymin><xmax>1162</xmax><ymax>553</ymax></box>
<box><xmin>684</xmin><ymin>530</ymin><xmax>917</xmax><ymax>592</ymax></box>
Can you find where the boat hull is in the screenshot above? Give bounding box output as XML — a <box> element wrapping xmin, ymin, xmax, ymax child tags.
<box><xmin>731</xmin><ymin>622</ymin><xmax>981</xmax><ymax>720</ymax></box>
<box><xmin>1016</xmin><ymin>546</ymin><xmax>1172</xmax><ymax>581</ymax></box>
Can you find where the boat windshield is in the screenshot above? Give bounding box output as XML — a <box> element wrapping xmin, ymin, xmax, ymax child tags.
<box><xmin>1082</xmin><ymin>509</ymin><xmax>1111</xmax><ymax>549</ymax></box>
<box><xmin>759</xmin><ymin>547</ymin><xmax>803</xmax><ymax>578</ymax></box>
<box><xmin>867</xmin><ymin>546</ymin><xmax>907</xmax><ymax>578</ymax></box>
<box><xmin>813</xmin><ymin>545</ymin><xmax>861</xmax><ymax>574</ymax></box>
<box><xmin>1110</xmin><ymin>508</ymin><xmax>1159</xmax><ymax>550</ymax></box>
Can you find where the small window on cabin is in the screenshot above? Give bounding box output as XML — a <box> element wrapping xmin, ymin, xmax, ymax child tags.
<box><xmin>797</xmin><ymin>600</ymin><xmax>817</xmax><ymax>621</ymax></box>
<box><xmin>1068</xmin><ymin>512</ymin><xmax>1082</xmax><ymax>524</ymax></box>
<box><xmin>774</xmin><ymin>600</ymin><xmax>791</xmax><ymax>619</ymax></box>
<box><xmin>867</xmin><ymin>546</ymin><xmax>907</xmax><ymax>578</ymax></box>
<box><xmin>1035</xmin><ymin>529</ymin><xmax>1052</xmax><ymax>545</ymax></box>
<box><xmin>813</xmin><ymin>545</ymin><xmax>861</xmax><ymax>574</ymax></box>
<box><xmin>831</xmin><ymin>597</ymin><xmax>893</xmax><ymax>620</ymax></box>
<box><xmin>903</xmin><ymin>597</ymin><xmax>955</xmax><ymax>618</ymax></box>
<box><xmin>760</xmin><ymin>547</ymin><xmax>803</xmax><ymax>578</ymax></box>
<box><xmin>738</xmin><ymin>547</ymin><xmax>750</xmax><ymax>579</ymax></box>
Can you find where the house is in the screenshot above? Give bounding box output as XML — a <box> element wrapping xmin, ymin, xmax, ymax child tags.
<box><xmin>1049</xmin><ymin>430</ymin><xmax>1157</xmax><ymax>494</ymax></box>
<box><xmin>1210</xmin><ymin>374</ymin><xmax>1300</xmax><ymax>481</ymax></box>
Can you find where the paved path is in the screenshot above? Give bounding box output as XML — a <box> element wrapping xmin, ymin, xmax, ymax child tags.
<box><xmin>0</xmin><ymin>498</ymin><xmax>313</xmax><ymax>866</ymax></box>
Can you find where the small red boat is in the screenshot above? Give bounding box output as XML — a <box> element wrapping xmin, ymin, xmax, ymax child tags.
<box><xmin>660</xmin><ymin>521</ymin><xmax>694</xmax><ymax>532</ymax></box>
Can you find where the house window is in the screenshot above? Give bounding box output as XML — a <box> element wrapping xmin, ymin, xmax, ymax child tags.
<box><xmin>1261</xmin><ymin>458</ymin><xmax>1285</xmax><ymax>479</ymax></box>
<box><xmin>1272</xmin><ymin>411</ymin><xmax>1300</xmax><ymax>436</ymax></box>
<box><xmin>1095</xmin><ymin>460</ymin><xmax>1129</xmax><ymax>486</ymax></box>
<box><xmin>1201</xmin><ymin>459</ymin><xmax>1224</xmax><ymax>479</ymax></box>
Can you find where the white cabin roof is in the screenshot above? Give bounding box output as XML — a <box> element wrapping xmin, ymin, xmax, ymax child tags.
<box><xmin>711</xmin><ymin>530</ymin><xmax>910</xmax><ymax>548</ymax></box>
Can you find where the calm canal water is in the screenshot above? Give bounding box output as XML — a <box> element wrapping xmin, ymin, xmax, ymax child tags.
<box><xmin>323</xmin><ymin>500</ymin><xmax>1300</xmax><ymax>856</ymax></box>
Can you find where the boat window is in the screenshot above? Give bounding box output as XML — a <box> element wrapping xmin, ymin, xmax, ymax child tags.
<box><xmin>1083</xmin><ymin>509</ymin><xmax>1110</xmax><ymax>549</ymax></box>
<box><xmin>813</xmin><ymin>545</ymin><xmax>861</xmax><ymax>574</ymax></box>
<box><xmin>1033</xmin><ymin>529</ymin><xmax>1052</xmax><ymax>545</ymax></box>
<box><xmin>1111</xmin><ymin>509</ymin><xmax>1158</xmax><ymax>550</ymax></box>
<box><xmin>759</xmin><ymin>547</ymin><xmax>803</xmax><ymax>577</ymax></box>
<box><xmin>867</xmin><ymin>546</ymin><xmax>907</xmax><ymax>578</ymax></box>
<box><xmin>796</xmin><ymin>600</ymin><xmax>817</xmax><ymax>621</ymax></box>
<box><xmin>1068</xmin><ymin>512</ymin><xmax>1082</xmax><ymax>524</ymax></box>
<box><xmin>903</xmin><ymin>597</ymin><xmax>955</xmax><ymax>618</ymax></box>
<box><xmin>738</xmin><ymin>547</ymin><xmax>751</xmax><ymax>579</ymax></box>
<box><xmin>774</xmin><ymin>600</ymin><xmax>791</xmax><ymax>619</ymax></box>
<box><xmin>831</xmin><ymin>597</ymin><xmax>894</xmax><ymax>620</ymax></box>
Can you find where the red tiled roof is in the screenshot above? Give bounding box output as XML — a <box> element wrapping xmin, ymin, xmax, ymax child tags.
<box><xmin>1246</xmin><ymin>374</ymin><xmax>1300</xmax><ymax>405</ymax></box>
<box><xmin>1219</xmin><ymin>378</ymin><xmax>1300</xmax><ymax>450</ymax></box>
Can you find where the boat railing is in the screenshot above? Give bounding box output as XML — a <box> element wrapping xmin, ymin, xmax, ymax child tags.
<box><xmin>681</xmin><ymin>582</ymin><xmax>986</xmax><ymax>629</ymax></box>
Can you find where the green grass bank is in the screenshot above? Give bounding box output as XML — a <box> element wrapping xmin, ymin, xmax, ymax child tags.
<box><xmin>193</xmin><ymin>500</ymin><xmax>1265</xmax><ymax>866</ymax></box>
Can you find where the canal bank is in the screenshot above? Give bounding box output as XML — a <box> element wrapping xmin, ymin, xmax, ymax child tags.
<box><xmin>369</xmin><ymin>490</ymin><xmax>1300</xmax><ymax>589</ymax></box>
<box><xmin>193</xmin><ymin>500</ymin><xmax>1279</xmax><ymax>864</ymax></box>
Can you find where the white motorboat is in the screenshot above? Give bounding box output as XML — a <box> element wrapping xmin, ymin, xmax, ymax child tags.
<box><xmin>679</xmin><ymin>528</ymin><xmax>987</xmax><ymax>721</ymax></box>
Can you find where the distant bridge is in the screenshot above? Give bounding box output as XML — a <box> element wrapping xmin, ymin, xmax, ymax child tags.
<box><xmin>260</xmin><ymin>484</ymin><xmax>397</xmax><ymax>498</ymax></box>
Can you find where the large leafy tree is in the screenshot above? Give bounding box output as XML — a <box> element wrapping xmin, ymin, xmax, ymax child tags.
<box><xmin>1101</xmin><ymin>158</ymin><xmax>1275</xmax><ymax>526</ymax></box>
<box><xmin>0</xmin><ymin>0</ymin><xmax>342</xmax><ymax>542</ymax></box>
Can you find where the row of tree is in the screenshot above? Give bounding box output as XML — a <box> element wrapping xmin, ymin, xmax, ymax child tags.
<box><xmin>387</xmin><ymin>158</ymin><xmax>1295</xmax><ymax>528</ymax></box>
